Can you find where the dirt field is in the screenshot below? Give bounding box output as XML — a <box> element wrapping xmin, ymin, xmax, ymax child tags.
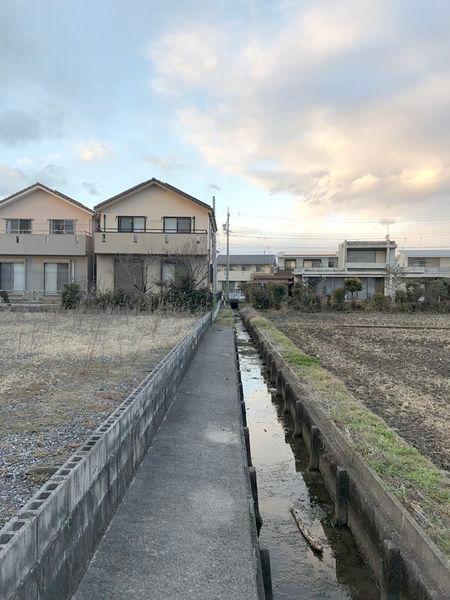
<box><xmin>267</xmin><ymin>311</ymin><xmax>450</xmax><ymax>472</ymax></box>
<box><xmin>0</xmin><ymin>309</ymin><xmax>197</xmax><ymax>527</ymax></box>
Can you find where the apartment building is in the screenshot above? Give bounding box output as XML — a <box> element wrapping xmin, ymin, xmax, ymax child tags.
<box><xmin>0</xmin><ymin>183</ymin><xmax>95</xmax><ymax>301</ymax></box>
<box><xmin>217</xmin><ymin>254</ymin><xmax>276</xmax><ymax>300</ymax></box>
<box><xmin>94</xmin><ymin>178</ymin><xmax>217</xmax><ymax>293</ymax></box>
<box><xmin>397</xmin><ymin>249</ymin><xmax>450</xmax><ymax>279</ymax></box>
<box><xmin>289</xmin><ymin>240</ymin><xmax>397</xmax><ymax>299</ymax></box>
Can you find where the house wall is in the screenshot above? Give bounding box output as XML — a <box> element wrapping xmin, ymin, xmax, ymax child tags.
<box><xmin>305</xmin><ymin>276</ymin><xmax>385</xmax><ymax>300</ymax></box>
<box><xmin>0</xmin><ymin>255</ymin><xmax>90</xmax><ymax>297</ymax></box>
<box><xmin>96</xmin><ymin>254</ymin><xmax>208</xmax><ymax>293</ymax></box>
<box><xmin>98</xmin><ymin>185</ymin><xmax>210</xmax><ymax>233</ymax></box>
<box><xmin>217</xmin><ymin>264</ymin><xmax>272</xmax><ymax>283</ymax></box>
<box><xmin>0</xmin><ymin>189</ymin><xmax>93</xmax><ymax>234</ymax></box>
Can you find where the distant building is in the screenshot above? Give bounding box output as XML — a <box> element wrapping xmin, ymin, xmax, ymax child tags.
<box><xmin>287</xmin><ymin>240</ymin><xmax>397</xmax><ymax>299</ymax></box>
<box><xmin>217</xmin><ymin>254</ymin><xmax>276</xmax><ymax>300</ymax></box>
<box><xmin>397</xmin><ymin>249</ymin><xmax>450</xmax><ymax>279</ymax></box>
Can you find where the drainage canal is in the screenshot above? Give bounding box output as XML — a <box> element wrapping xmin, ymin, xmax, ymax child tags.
<box><xmin>235</xmin><ymin>317</ymin><xmax>379</xmax><ymax>600</ymax></box>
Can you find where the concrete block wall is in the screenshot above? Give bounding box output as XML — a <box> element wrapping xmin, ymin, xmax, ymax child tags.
<box><xmin>0</xmin><ymin>308</ymin><xmax>218</xmax><ymax>600</ymax></box>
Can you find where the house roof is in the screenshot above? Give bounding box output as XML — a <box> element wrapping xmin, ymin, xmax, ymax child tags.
<box><xmin>0</xmin><ymin>182</ymin><xmax>96</xmax><ymax>215</ymax></box>
<box><xmin>279</xmin><ymin>252</ymin><xmax>338</xmax><ymax>258</ymax></box>
<box><xmin>399</xmin><ymin>249</ymin><xmax>450</xmax><ymax>258</ymax></box>
<box><xmin>94</xmin><ymin>178</ymin><xmax>217</xmax><ymax>230</ymax></box>
<box><xmin>217</xmin><ymin>254</ymin><xmax>276</xmax><ymax>265</ymax></box>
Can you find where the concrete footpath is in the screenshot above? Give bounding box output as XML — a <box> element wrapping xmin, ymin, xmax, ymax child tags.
<box><xmin>72</xmin><ymin>323</ymin><xmax>262</xmax><ymax>600</ymax></box>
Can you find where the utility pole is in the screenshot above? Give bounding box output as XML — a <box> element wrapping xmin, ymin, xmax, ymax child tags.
<box><xmin>222</xmin><ymin>208</ymin><xmax>230</xmax><ymax>303</ymax></box>
<box><xmin>212</xmin><ymin>196</ymin><xmax>218</xmax><ymax>296</ymax></box>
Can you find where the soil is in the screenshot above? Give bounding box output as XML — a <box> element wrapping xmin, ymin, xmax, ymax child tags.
<box><xmin>0</xmin><ymin>309</ymin><xmax>197</xmax><ymax>528</ymax></box>
<box><xmin>267</xmin><ymin>310</ymin><xmax>450</xmax><ymax>472</ymax></box>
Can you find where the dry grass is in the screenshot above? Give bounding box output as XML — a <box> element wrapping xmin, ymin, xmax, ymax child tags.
<box><xmin>0</xmin><ymin>308</ymin><xmax>197</xmax><ymax>526</ymax></box>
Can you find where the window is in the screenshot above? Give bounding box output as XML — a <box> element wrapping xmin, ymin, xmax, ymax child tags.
<box><xmin>242</xmin><ymin>265</ymin><xmax>253</xmax><ymax>271</ymax></box>
<box><xmin>328</xmin><ymin>258</ymin><xmax>336</xmax><ymax>267</ymax></box>
<box><xmin>163</xmin><ymin>217</ymin><xmax>192</xmax><ymax>233</ymax></box>
<box><xmin>118</xmin><ymin>216</ymin><xmax>146</xmax><ymax>232</ymax></box>
<box><xmin>5</xmin><ymin>219</ymin><xmax>32</xmax><ymax>234</ymax></box>
<box><xmin>50</xmin><ymin>219</ymin><xmax>75</xmax><ymax>234</ymax></box>
<box><xmin>161</xmin><ymin>262</ymin><xmax>176</xmax><ymax>284</ymax></box>
<box><xmin>285</xmin><ymin>259</ymin><xmax>296</xmax><ymax>270</ymax></box>
<box><xmin>255</xmin><ymin>265</ymin><xmax>265</xmax><ymax>272</ymax></box>
<box><xmin>44</xmin><ymin>263</ymin><xmax>69</xmax><ymax>293</ymax></box>
<box><xmin>410</xmin><ymin>258</ymin><xmax>426</xmax><ymax>267</ymax></box>
<box><xmin>303</xmin><ymin>259</ymin><xmax>322</xmax><ymax>267</ymax></box>
<box><xmin>347</xmin><ymin>249</ymin><xmax>377</xmax><ymax>263</ymax></box>
<box><xmin>0</xmin><ymin>263</ymin><xmax>25</xmax><ymax>291</ymax></box>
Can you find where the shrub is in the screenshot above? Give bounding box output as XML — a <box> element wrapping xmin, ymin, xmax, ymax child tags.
<box><xmin>268</xmin><ymin>282</ymin><xmax>288</xmax><ymax>309</ymax></box>
<box><xmin>330</xmin><ymin>287</ymin><xmax>346</xmax><ymax>310</ymax></box>
<box><xmin>62</xmin><ymin>283</ymin><xmax>81</xmax><ymax>309</ymax></box>
<box><xmin>368</xmin><ymin>292</ymin><xmax>392</xmax><ymax>312</ymax></box>
<box><xmin>290</xmin><ymin>283</ymin><xmax>320</xmax><ymax>311</ymax></box>
<box><xmin>344</xmin><ymin>277</ymin><xmax>363</xmax><ymax>299</ymax></box>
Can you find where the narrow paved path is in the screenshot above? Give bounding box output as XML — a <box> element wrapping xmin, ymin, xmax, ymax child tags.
<box><xmin>72</xmin><ymin>323</ymin><xmax>262</xmax><ymax>600</ymax></box>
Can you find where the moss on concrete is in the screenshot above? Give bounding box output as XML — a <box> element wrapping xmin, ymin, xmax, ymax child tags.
<box><xmin>249</xmin><ymin>313</ymin><xmax>450</xmax><ymax>557</ymax></box>
<box><xmin>215</xmin><ymin>307</ymin><xmax>234</xmax><ymax>327</ymax></box>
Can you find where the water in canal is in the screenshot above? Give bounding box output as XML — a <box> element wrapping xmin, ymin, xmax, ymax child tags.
<box><xmin>235</xmin><ymin>318</ymin><xmax>380</xmax><ymax>600</ymax></box>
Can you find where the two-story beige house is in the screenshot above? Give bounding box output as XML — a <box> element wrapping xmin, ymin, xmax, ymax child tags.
<box><xmin>94</xmin><ymin>178</ymin><xmax>217</xmax><ymax>293</ymax></box>
<box><xmin>0</xmin><ymin>183</ymin><xmax>95</xmax><ymax>301</ymax></box>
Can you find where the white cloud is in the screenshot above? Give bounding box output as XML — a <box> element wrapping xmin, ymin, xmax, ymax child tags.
<box><xmin>146</xmin><ymin>0</ymin><xmax>450</xmax><ymax>217</ymax></box>
<box><xmin>144</xmin><ymin>154</ymin><xmax>187</xmax><ymax>171</ymax></box>
<box><xmin>76</xmin><ymin>138</ymin><xmax>111</xmax><ymax>162</ymax></box>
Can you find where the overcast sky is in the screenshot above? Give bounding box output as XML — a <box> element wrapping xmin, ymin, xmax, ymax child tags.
<box><xmin>1</xmin><ymin>0</ymin><xmax>450</xmax><ymax>252</ymax></box>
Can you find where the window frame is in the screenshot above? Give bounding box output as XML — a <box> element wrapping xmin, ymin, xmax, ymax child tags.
<box><xmin>0</xmin><ymin>262</ymin><xmax>26</xmax><ymax>291</ymax></box>
<box><xmin>117</xmin><ymin>216</ymin><xmax>147</xmax><ymax>233</ymax></box>
<box><xmin>284</xmin><ymin>259</ymin><xmax>296</xmax><ymax>270</ymax></box>
<box><xmin>44</xmin><ymin>262</ymin><xmax>70</xmax><ymax>294</ymax></box>
<box><xmin>49</xmin><ymin>219</ymin><xmax>76</xmax><ymax>235</ymax></box>
<box><xmin>5</xmin><ymin>218</ymin><xmax>32</xmax><ymax>234</ymax></box>
<box><xmin>163</xmin><ymin>216</ymin><xmax>192</xmax><ymax>233</ymax></box>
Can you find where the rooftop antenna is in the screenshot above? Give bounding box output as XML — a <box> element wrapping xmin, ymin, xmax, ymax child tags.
<box><xmin>380</xmin><ymin>218</ymin><xmax>395</xmax><ymax>241</ymax></box>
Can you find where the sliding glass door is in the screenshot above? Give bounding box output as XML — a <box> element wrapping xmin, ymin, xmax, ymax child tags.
<box><xmin>0</xmin><ymin>263</ymin><xmax>25</xmax><ymax>291</ymax></box>
<box><xmin>44</xmin><ymin>263</ymin><xmax>69</xmax><ymax>293</ymax></box>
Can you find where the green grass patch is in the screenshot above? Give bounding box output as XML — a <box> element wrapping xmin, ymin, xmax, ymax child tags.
<box><xmin>215</xmin><ymin>307</ymin><xmax>234</xmax><ymax>327</ymax></box>
<box><xmin>248</xmin><ymin>312</ymin><xmax>450</xmax><ymax>556</ymax></box>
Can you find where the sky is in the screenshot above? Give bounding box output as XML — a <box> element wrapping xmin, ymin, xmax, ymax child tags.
<box><xmin>1</xmin><ymin>0</ymin><xmax>450</xmax><ymax>253</ymax></box>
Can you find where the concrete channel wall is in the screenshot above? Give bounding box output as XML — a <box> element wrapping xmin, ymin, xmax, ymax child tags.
<box><xmin>0</xmin><ymin>303</ymin><xmax>221</xmax><ymax>600</ymax></box>
<box><xmin>241</xmin><ymin>308</ymin><xmax>450</xmax><ymax>600</ymax></box>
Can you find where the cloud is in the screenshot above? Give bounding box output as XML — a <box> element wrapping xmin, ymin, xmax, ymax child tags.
<box><xmin>0</xmin><ymin>162</ymin><xmax>67</xmax><ymax>198</ymax></box>
<box><xmin>147</xmin><ymin>0</ymin><xmax>450</xmax><ymax>216</ymax></box>
<box><xmin>0</xmin><ymin>164</ymin><xmax>27</xmax><ymax>196</ymax></box>
<box><xmin>206</xmin><ymin>183</ymin><xmax>221</xmax><ymax>192</ymax></box>
<box><xmin>82</xmin><ymin>181</ymin><xmax>100</xmax><ymax>195</ymax></box>
<box><xmin>76</xmin><ymin>139</ymin><xmax>111</xmax><ymax>162</ymax></box>
<box><xmin>144</xmin><ymin>154</ymin><xmax>187</xmax><ymax>171</ymax></box>
<box><xmin>0</xmin><ymin>110</ymin><xmax>63</xmax><ymax>146</ymax></box>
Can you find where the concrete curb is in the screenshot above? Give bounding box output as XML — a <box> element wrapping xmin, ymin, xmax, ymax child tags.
<box><xmin>232</xmin><ymin>326</ymin><xmax>270</xmax><ymax>600</ymax></box>
<box><xmin>241</xmin><ymin>308</ymin><xmax>450</xmax><ymax>600</ymax></box>
<box><xmin>0</xmin><ymin>307</ymin><xmax>219</xmax><ymax>600</ymax></box>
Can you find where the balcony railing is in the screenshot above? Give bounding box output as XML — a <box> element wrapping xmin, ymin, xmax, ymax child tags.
<box><xmin>94</xmin><ymin>229</ymin><xmax>208</xmax><ymax>255</ymax></box>
<box><xmin>0</xmin><ymin>232</ymin><xmax>92</xmax><ymax>256</ymax></box>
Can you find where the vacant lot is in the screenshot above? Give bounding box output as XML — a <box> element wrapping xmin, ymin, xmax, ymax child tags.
<box><xmin>268</xmin><ymin>311</ymin><xmax>450</xmax><ymax>472</ymax></box>
<box><xmin>0</xmin><ymin>309</ymin><xmax>197</xmax><ymax>527</ymax></box>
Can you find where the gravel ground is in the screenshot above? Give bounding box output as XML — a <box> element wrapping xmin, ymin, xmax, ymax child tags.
<box><xmin>267</xmin><ymin>310</ymin><xmax>450</xmax><ymax>471</ymax></box>
<box><xmin>0</xmin><ymin>309</ymin><xmax>197</xmax><ymax>528</ymax></box>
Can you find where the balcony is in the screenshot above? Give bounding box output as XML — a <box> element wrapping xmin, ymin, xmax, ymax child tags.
<box><xmin>94</xmin><ymin>230</ymin><xmax>208</xmax><ymax>255</ymax></box>
<box><xmin>0</xmin><ymin>232</ymin><xmax>93</xmax><ymax>256</ymax></box>
<box><xmin>403</xmin><ymin>266</ymin><xmax>450</xmax><ymax>277</ymax></box>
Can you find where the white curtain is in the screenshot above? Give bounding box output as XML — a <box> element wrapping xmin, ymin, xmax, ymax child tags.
<box><xmin>45</xmin><ymin>263</ymin><xmax>58</xmax><ymax>293</ymax></box>
<box><xmin>13</xmin><ymin>263</ymin><xmax>25</xmax><ymax>291</ymax></box>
